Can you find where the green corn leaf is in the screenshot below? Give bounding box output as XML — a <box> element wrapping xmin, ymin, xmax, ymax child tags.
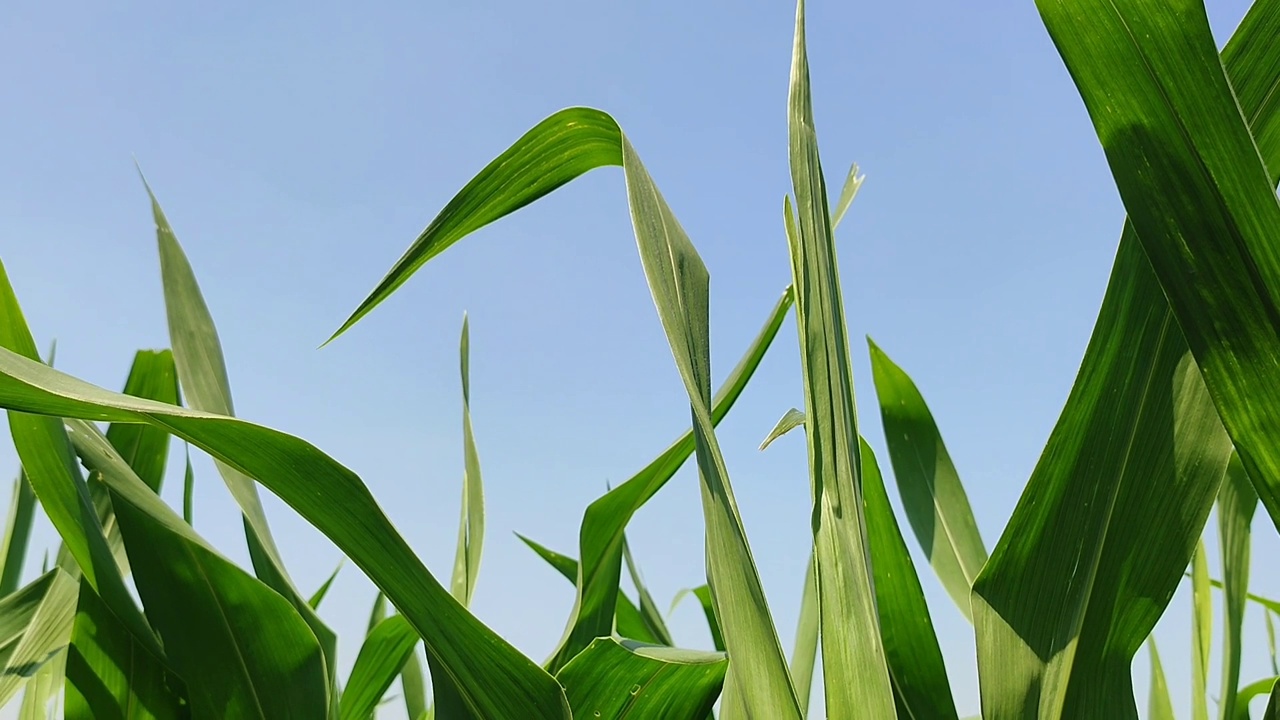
<box><xmin>671</xmin><ymin>585</ymin><xmax>724</xmax><ymax>654</ymax></box>
<box><xmin>0</xmin><ymin>471</ymin><xmax>36</xmax><ymax>597</ymax></box>
<box><xmin>327</xmin><ymin>95</ymin><xmax>790</xmax><ymax>675</ymax></box>
<box><xmin>1268</xmin><ymin>683</ymin><xmax>1279</xmax><ymax>720</ymax></box>
<box><xmin>759</xmin><ymin>408</ymin><xmax>805</xmax><ymax>452</ymax></box>
<box><xmin>367</xmin><ymin>591</ymin><xmax>387</xmax><ymax>635</ymax></box>
<box><xmin>517</xmin><ymin>533</ymin><xmax>660</xmax><ymax>646</ymax></box>
<box><xmin>1237</xmin><ymin>677</ymin><xmax>1280</xmax><ymax>720</ymax></box>
<box><xmin>785</xmin><ymin>0</ymin><xmax>895</xmax><ymax>711</ymax></box>
<box><xmin>1270</xmin><ymin>612</ymin><xmax>1279</xmax><ymax>676</ymax></box>
<box><xmin>0</xmin><ymin>350</ymin><xmax>569</xmax><ymax>718</ymax></box>
<box><xmin>868</xmin><ymin>339</ymin><xmax>986</xmax><ymax>621</ymax></box>
<box><xmin>545</xmin><ymin>286</ymin><xmax>790</xmax><ymax>671</ymax></box>
<box><xmin>829</xmin><ymin>162</ymin><xmax>864</xmax><ymax>233</ymax></box>
<box><xmin>1147</xmin><ymin>638</ymin><xmax>1175</xmax><ymax>720</ymax></box>
<box><xmin>17</xmin><ymin>648</ymin><xmax>64</xmax><ymax>720</ymax></box>
<box><xmin>339</xmin><ymin>615</ymin><xmax>419</xmax><ymax>720</ymax></box>
<box><xmin>624</xmin><ymin>130</ymin><xmax>800</xmax><ymax>715</ymax></box>
<box><xmin>451</xmin><ymin>313</ymin><xmax>484</xmax><ymax>608</ymax></box>
<box><xmin>621</xmin><ymin>538</ymin><xmax>672</xmax><ymax>647</ymax></box>
<box><xmin>0</xmin><ymin>569</ymin><xmax>77</xmax><ymax>707</ymax></box>
<box><xmin>144</xmin><ymin>178</ymin><xmax>338</xmax><ymax>688</ymax></box>
<box><xmin>554</xmin><ymin>639</ymin><xmax>726</xmax><ymax>720</ymax></box>
<box><xmin>788</xmin><ymin>553</ymin><xmax>817</xmax><ymax>718</ymax></box>
<box><xmin>309</xmin><ymin>560</ymin><xmax>344</xmax><ymax>610</ymax></box>
<box><xmin>0</xmin><ymin>262</ymin><xmax>158</xmax><ymax>656</ymax></box>
<box><xmin>399</xmin><ymin>648</ymin><xmax>429</xmax><ymax>720</ymax></box>
<box><xmin>861</xmin><ymin>438</ymin><xmax>958</xmax><ymax>719</ymax></box>
<box><xmin>70</xmin><ymin>418</ymin><xmax>328</xmax><ymax>720</ymax></box>
<box><xmin>181</xmin><ymin>447</ymin><xmax>193</xmax><ymax>526</ymax></box>
<box><xmin>1218</xmin><ymin>454</ymin><xmax>1258</xmax><ymax>720</ymax></box>
<box><xmin>969</xmin><ymin>0</ymin><xmax>1280</xmax><ymax>710</ymax></box>
<box><xmin>1036</xmin><ymin>0</ymin><xmax>1280</xmax><ymax>531</ymax></box>
<box><xmin>1193</xmin><ymin>538</ymin><xmax>1211</xmax><ymax>720</ymax></box>
<box><xmin>104</xmin><ymin>350</ymin><xmax>179</xmax><ymax>494</ymax></box>
<box><xmin>64</xmin><ymin>580</ymin><xmax>186</xmax><ymax>720</ymax></box>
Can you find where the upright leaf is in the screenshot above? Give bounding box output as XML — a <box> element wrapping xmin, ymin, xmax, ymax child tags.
<box><xmin>1147</xmin><ymin>638</ymin><xmax>1175</xmax><ymax>720</ymax></box>
<box><xmin>1218</xmin><ymin>454</ymin><xmax>1258</xmax><ymax>720</ymax></box>
<box><xmin>622</xmin><ymin>538</ymin><xmax>672</xmax><ymax>647</ymax></box>
<box><xmin>785</xmin><ymin>0</ymin><xmax>895</xmax><ymax>714</ymax></box>
<box><xmin>1036</xmin><ymin>0</ymin><xmax>1280</xmax><ymax>533</ymax></box>
<box><xmin>970</xmin><ymin>0</ymin><xmax>1280</xmax><ymax>710</ymax></box>
<box><xmin>144</xmin><ymin>180</ymin><xmax>338</xmax><ymax>684</ymax></box>
<box><xmin>1192</xmin><ymin>538</ymin><xmax>1211</xmax><ymax>720</ymax></box>
<box><xmin>0</xmin><ymin>471</ymin><xmax>36</xmax><ymax>596</ymax></box>
<box><xmin>451</xmin><ymin>314</ymin><xmax>484</xmax><ymax>607</ymax></box>
<box><xmin>339</xmin><ymin>615</ymin><xmax>418</xmax><ymax>720</ymax></box>
<box><xmin>788</xmin><ymin>554</ymin><xmax>818</xmax><ymax>718</ymax></box>
<box><xmin>868</xmin><ymin>339</ymin><xmax>986</xmax><ymax>620</ymax></box>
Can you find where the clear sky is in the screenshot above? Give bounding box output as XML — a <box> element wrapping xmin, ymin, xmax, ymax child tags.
<box><xmin>1</xmin><ymin>0</ymin><xmax>1275</xmax><ymax>717</ymax></box>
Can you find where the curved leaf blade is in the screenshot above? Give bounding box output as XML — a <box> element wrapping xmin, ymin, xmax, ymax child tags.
<box><xmin>554</xmin><ymin>639</ymin><xmax>726</xmax><ymax>720</ymax></box>
<box><xmin>339</xmin><ymin>615</ymin><xmax>419</xmax><ymax>720</ymax></box>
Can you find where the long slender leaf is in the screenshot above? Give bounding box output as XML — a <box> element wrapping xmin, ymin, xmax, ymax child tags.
<box><xmin>547</xmin><ymin>286</ymin><xmax>791</xmax><ymax>671</ymax></box>
<box><xmin>622</xmin><ymin>538</ymin><xmax>672</xmax><ymax>647</ymax></box>
<box><xmin>451</xmin><ymin>313</ymin><xmax>484</xmax><ymax>608</ymax></box>
<box><xmin>1036</xmin><ymin>0</ymin><xmax>1280</xmax><ymax>535</ymax></box>
<box><xmin>554</xmin><ymin>639</ymin><xmax>726</xmax><ymax>720</ymax></box>
<box><xmin>785</xmin><ymin>1</ymin><xmax>894</xmax><ymax>714</ymax></box>
<box><xmin>868</xmin><ymin>339</ymin><xmax>986</xmax><ymax>620</ymax></box>
<box><xmin>339</xmin><ymin>615</ymin><xmax>419</xmax><ymax>720</ymax></box>
<box><xmin>0</xmin><ymin>471</ymin><xmax>36</xmax><ymax>597</ymax></box>
<box><xmin>1193</xmin><ymin>538</ymin><xmax>1211</xmax><ymax>720</ymax></box>
<box><xmin>0</xmin><ymin>262</ymin><xmax>158</xmax><ymax>656</ymax></box>
<box><xmin>144</xmin><ymin>180</ymin><xmax>338</xmax><ymax>690</ymax></box>
<box><xmin>1219</xmin><ymin>454</ymin><xmax>1258</xmax><ymax>720</ymax></box>
<box><xmin>861</xmin><ymin>438</ymin><xmax>958</xmax><ymax>719</ymax></box>
<box><xmin>517</xmin><ymin>533</ymin><xmax>662</xmax><ymax>646</ymax></box>
<box><xmin>969</xmin><ymin>0</ymin><xmax>1280</xmax><ymax>710</ymax></box>
<box><xmin>309</xmin><ymin>561</ymin><xmax>344</xmax><ymax>610</ymax></box>
<box><xmin>788</xmin><ymin>554</ymin><xmax>818</xmax><ymax>718</ymax></box>
<box><xmin>624</xmin><ymin>132</ymin><xmax>800</xmax><ymax>716</ymax></box>
<box><xmin>0</xmin><ymin>351</ymin><xmax>569</xmax><ymax>718</ymax></box>
<box><xmin>1147</xmin><ymin>638</ymin><xmax>1175</xmax><ymax>720</ymax></box>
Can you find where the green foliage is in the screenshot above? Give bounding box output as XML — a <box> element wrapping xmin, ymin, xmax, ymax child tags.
<box><xmin>2</xmin><ymin>0</ymin><xmax>1280</xmax><ymax>717</ymax></box>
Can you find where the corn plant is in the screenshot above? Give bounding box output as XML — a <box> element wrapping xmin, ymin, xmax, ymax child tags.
<box><xmin>2</xmin><ymin>0</ymin><xmax>1280</xmax><ymax>717</ymax></box>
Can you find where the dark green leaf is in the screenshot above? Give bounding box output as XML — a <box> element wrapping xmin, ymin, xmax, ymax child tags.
<box><xmin>554</xmin><ymin>638</ymin><xmax>726</xmax><ymax>720</ymax></box>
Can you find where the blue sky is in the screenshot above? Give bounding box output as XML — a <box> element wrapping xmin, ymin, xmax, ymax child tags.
<box><xmin>1</xmin><ymin>0</ymin><xmax>1275</xmax><ymax>717</ymax></box>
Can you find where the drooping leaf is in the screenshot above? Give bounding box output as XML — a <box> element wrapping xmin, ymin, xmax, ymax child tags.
<box><xmin>1218</xmin><ymin>454</ymin><xmax>1258</xmax><ymax>720</ymax></box>
<box><xmin>624</xmin><ymin>132</ymin><xmax>800</xmax><ymax>715</ymax></box>
<box><xmin>868</xmin><ymin>339</ymin><xmax>986</xmax><ymax>620</ymax></box>
<box><xmin>64</xmin><ymin>580</ymin><xmax>187</xmax><ymax>720</ymax></box>
<box><xmin>1238</xmin><ymin>677</ymin><xmax>1280</xmax><ymax>720</ymax></box>
<box><xmin>0</xmin><ymin>352</ymin><xmax>569</xmax><ymax>718</ymax></box>
<box><xmin>554</xmin><ymin>638</ymin><xmax>726</xmax><ymax>720</ymax></box>
<box><xmin>784</xmin><ymin>1</ymin><xmax>895</xmax><ymax>713</ymax></box>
